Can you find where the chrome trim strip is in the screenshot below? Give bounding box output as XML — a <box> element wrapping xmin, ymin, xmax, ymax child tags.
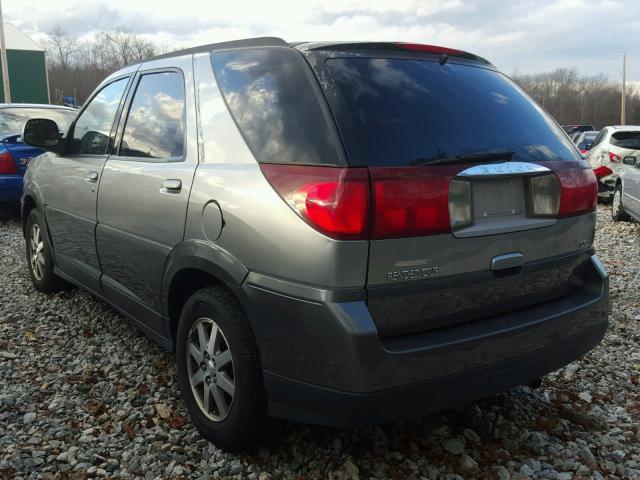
<box><xmin>457</xmin><ymin>162</ymin><xmax>550</xmax><ymax>177</ymax></box>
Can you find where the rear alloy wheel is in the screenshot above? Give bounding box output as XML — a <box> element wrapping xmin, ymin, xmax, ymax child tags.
<box><xmin>185</xmin><ymin>317</ymin><xmax>235</xmax><ymax>421</ymax></box>
<box><xmin>176</xmin><ymin>285</ymin><xmax>267</xmax><ymax>451</ymax></box>
<box><xmin>25</xmin><ymin>209</ymin><xmax>67</xmax><ymax>293</ymax></box>
<box><xmin>611</xmin><ymin>185</ymin><xmax>630</xmax><ymax>222</ymax></box>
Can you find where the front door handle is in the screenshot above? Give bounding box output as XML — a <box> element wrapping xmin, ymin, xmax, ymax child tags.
<box><xmin>85</xmin><ymin>171</ymin><xmax>99</xmax><ymax>183</ymax></box>
<box><xmin>161</xmin><ymin>179</ymin><xmax>182</xmax><ymax>193</ymax></box>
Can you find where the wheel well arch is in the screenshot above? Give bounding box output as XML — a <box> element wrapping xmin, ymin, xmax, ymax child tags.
<box><xmin>21</xmin><ymin>195</ymin><xmax>37</xmax><ymax>236</ymax></box>
<box><xmin>166</xmin><ymin>268</ymin><xmax>224</xmax><ymax>347</ymax></box>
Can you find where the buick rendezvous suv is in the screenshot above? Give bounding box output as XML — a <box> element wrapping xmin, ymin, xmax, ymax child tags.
<box><xmin>21</xmin><ymin>37</ymin><xmax>608</xmax><ymax>450</ymax></box>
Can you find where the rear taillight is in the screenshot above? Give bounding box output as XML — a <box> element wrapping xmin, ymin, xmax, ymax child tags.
<box><xmin>0</xmin><ymin>151</ymin><xmax>16</xmax><ymax>174</ymax></box>
<box><xmin>528</xmin><ymin>174</ymin><xmax>560</xmax><ymax>217</ymax></box>
<box><xmin>369</xmin><ymin>167</ymin><xmax>455</xmax><ymax>239</ymax></box>
<box><xmin>556</xmin><ymin>167</ymin><xmax>598</xmax><ymax>218</ymax></box>
<box><xmin>260</xmin><ymin>164</ymin><xmax>370</xmax><ymax>240</ymax></box>
<box><xmin>593</xmin><ymin>165</ymin><xmax>613</xmax><ymax>178</ymax></box>
<box><xmin>609</xmin><ymin>152</ymin><xmax>621</xmax><ymax>163</ymax></box>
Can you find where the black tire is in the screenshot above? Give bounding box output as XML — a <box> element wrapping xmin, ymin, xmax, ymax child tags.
<box><xmin>176</xmin><ymin>285</ymin><xmax>267</xmax><ymax>451</ymax></box>
<box><xmin>611</xmin><ymin>184</ymin><xmax>630</xmax><ymax>222</ymax></box>
<box><xmin>25</xmin><ymin>209</ymin><xmax>68</xmax><ymax>293</ymax></box>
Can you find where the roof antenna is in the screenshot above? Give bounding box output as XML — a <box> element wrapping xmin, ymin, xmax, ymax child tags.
<box><xmin>439</xmin><ymin>54</ymin><xmax>449</xmax><ymax>65</ymax></box>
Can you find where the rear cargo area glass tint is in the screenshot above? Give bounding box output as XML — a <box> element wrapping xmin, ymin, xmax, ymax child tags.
<box><xmin>324</xmin><ymin>58</ymin><xmax>581</xmax><ymax>167</ymax></box>
<box><xmin>211</xmin><ymin>48</ymin><xmax>345</xmax><ymax>166</ymax></box>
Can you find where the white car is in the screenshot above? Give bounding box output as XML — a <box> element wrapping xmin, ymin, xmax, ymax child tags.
<box><xmin>612</xmin><ymin>156</ymin><xmax>640</xmax><ymax>222</ymax></box>
<box><xmin>586</xmin><ymin>126</ymin><xmax>640</xmax><ymax>201</ymax></box>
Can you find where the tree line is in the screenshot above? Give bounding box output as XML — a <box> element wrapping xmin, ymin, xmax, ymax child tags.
<box><xmin>44</xmin><ymin>28</ymin><xmax>639</xmax><ymax>129</ymax></box>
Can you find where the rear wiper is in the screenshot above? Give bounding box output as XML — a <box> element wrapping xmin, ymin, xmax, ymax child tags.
<box><xmin>416</xmin><ymin>149</ymin><xmax>514</xmax><ymax>166</ymax></box>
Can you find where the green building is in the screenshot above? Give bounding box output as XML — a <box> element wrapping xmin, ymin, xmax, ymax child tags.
<box><xmin>0</xmin><ymin>24</ymin><xmax>49</xmax><ymax>104</ymax></box>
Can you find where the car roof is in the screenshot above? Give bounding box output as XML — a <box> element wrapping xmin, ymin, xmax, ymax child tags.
<box><xmin>0</xmin><ymin>103</ymin><xmax>76</xmax><ymax>111</ymax></box>
<box><xmin>610</xmin><ymin>125</ymin><xmax>640</xmax><ymax>131</ymax></box>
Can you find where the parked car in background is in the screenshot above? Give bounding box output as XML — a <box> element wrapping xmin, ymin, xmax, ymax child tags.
<box><xmin>562</xmin><ymin>124</ymin><xmax>595</xmax><ymax>135</ymax></box>
<box><xmin>20</xmin><ymin>38</ymin><xmax>608</xmax><ymax>450</ymax></box>
<box><xmin>574</xmin><ymin>130</ymin><xmax>600</xmax><ymax>154</ymax></box>
<box><xmin>0</xmin><ymin>104</ymin><xmax>76</xmax><ymax>203</ymax></box>
<box><xmin>612</xmin><ymin>150</ymin><xmax>640</xmax><ymax>222</ymax></box>
<box><xmin>586</xmin><ymin>126</ymin><xmax>640</xmax><ymax>201</ymax></box>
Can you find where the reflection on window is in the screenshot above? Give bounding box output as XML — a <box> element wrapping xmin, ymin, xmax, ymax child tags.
<box><xmin>69</xmin><ymin>77</ymin><xmax>128</xmax><ymax>155</ymax></box>
<box><xmin>212</xmin><ymin>48</ymin><xmax>343</xmax><ymax>166</ymax></box>
<box><xmin>120</xmin><ymin>72</ymin><xmax>185</xmax><ymax>160</ymax></box>
<box><xmin>0</xmin><ymin>108</ymin><xmax>76</xmax><ymax>136</ymax></box>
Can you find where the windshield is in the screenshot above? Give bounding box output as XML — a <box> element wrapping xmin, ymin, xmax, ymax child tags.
<box><xmin>611</xmin><ymin>131</ymin><xmax>640</xmax><ymax>150</ymax></box>
<box><xmin>0</xmin><ymin>107</ymin><xmax>76</xmax><ymax>136</ymax></box>
<box><xmin>324</xmin><ymin>58</ymin><xmax>582</xmax><ymax>167</ymax></box>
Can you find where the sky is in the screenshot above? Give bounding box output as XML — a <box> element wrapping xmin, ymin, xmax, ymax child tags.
<box><xmin>4</xmin><ymin>0</ymin><xmax>640</xmax><ymax>82</ymax></box>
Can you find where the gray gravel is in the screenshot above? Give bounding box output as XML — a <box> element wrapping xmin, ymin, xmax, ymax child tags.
<box><xmin>1</xmin><ymin>205</ymin><xmax>639</xmax><ymax>480</ymax></box>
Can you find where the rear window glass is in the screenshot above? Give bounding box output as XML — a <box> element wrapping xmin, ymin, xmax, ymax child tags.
<box><xmin>611</xmin><ymin>131</ymin><xmax>640</xmax><ymax>149</ymax></box>
<box><xmin>211</xmin><ymin>48</ymin><xmax>345</xmax><ymax>166</ymax></box>
<box><xmin>324</xmin><ymin>58</ymin><xmax>581</xmax><ymax>167</ymax></box>
<box><xmin>0</xmin><ymin>107</ymin><xmax>76</xmax><ymax>136</ymax></box>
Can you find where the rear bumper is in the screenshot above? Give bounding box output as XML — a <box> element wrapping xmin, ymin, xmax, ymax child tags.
<box><xmin>235</xmin><ymin>254</ymin><xmax>608</xmax><ymax>426</ymax></box>
<box><xmin>0</xmin><ymin>174</ymin><xmax>23</xmax><ymax>202</ymax></box>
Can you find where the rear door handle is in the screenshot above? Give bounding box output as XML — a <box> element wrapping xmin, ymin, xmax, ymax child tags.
<box><xmin>85</xmin><ymin>171</ymin><xmax>99</xmax><ymax>183</ymax></box>
<box><xmin>161</xmin><ymin>179</ymin><xmax>182</xmax><ymax>193</ymax></box>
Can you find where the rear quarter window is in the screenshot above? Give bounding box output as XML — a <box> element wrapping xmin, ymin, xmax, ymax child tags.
<box><xmin>211</xmin><ymin>48</ymin><xmax>345</xmax><ymax>166</ymax></box>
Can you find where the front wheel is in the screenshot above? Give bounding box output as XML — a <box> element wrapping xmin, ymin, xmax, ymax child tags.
<box><xmin>176</xmin><ymin>285</ymin><xmax>267</xmax><ymax>451</ymax></box>
<box><xmin>25</xmin><ymin>209</ymin><xmax>68</xmax><ymax>293</ymax></box>
<box><xmin>611</xmin><ymin>185</ymin><xmax>630</xmax><ymax>222</ymax></box>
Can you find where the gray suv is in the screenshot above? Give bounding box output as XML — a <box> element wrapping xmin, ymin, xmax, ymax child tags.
<box><xmin>21</xmin><ymin>37</ymin><xmax>609</xmax><ymax>450</ymax></box>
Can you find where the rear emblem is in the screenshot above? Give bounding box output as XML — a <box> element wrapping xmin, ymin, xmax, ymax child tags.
<box><xmin>387</xmin><ymin>259</ymin><xmax>440</xmax><ymax>281</ymax></box>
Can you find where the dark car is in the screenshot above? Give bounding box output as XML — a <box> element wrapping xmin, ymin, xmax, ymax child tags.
<box><xmin>562</xmin><ymin>124</ymin><xmax>595</xmax><ymax>135</ymax></box>
<box><xmin>0</xmin><ymin>104</ymin><xmax>76</xmax><ymax>203</ymax></box>
<box><xmin>21</xmin><ymin>38</ymin><xmax>608</xmax><ymax>450</ymax></box>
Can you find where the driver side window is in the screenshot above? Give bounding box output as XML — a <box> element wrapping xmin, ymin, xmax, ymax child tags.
<box><xmin>68</xmin><ymin>77</ymin><xmax>129</xmax><ymax>155</ymax></box>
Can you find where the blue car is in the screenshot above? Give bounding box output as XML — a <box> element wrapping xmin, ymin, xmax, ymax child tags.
<box><xmin>0</xmin><ymin>104</ymin><xmax>76</xmax><ymax>203</ymax></box>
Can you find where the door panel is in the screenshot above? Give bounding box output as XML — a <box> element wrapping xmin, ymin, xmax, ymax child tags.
<box><xmin>624</xmin><ymin>165</ymin><xmax>640</xmax><ymax>217</ymax></box>
<box><xmin>43</xmin><ymin>76</ymin><xmax>131</xmax><ymax>291</ymax></box>
<box><xmin>96</xmin><ymin>58</ymin><xmax>198</xmax><ymax>334</ymax></box>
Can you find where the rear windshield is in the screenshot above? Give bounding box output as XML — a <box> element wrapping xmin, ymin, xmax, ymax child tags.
<box><xmin>611</xmin><ymin>131</ymin><xmax>640</xmax><ymax>149</ymax></box>
<box><xmin>211</xmin><ymin>48</ymin><xmax>345</xmax><ymax>166</ymax></box>
<box><xmin>324</xmin><ymin>58</ymin><xmax>582</xmax><ymax>167</ymax></box>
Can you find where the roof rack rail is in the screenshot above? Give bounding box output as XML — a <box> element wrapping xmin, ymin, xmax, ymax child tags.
<box><xmin>148</xmin><ymin>36</ymin><xmax>288</xmax><ymax>62</ymax></box>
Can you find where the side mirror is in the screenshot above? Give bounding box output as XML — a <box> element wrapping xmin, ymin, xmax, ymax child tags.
<box><xmin>22</xmin><ymin>118</ymin><xmax>60</xmax><ymax>151</ymax></box>
<box><xmin>623</xmin><ymin>156</ymin><xmax>636</xmax><ymax>166</ymax></box>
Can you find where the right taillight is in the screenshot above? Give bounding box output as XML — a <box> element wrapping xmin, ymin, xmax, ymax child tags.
<box><xmin>556</xmin><ymin>167</ymin><xmax>598</xmax><ymax>218</ymax></box>
<box><xmin>528</xmin><ymin>174</ymin><xmax>560</xmax><ymax>217</ymax></box>
<box><xmin>0</xmin><ymin>150</ymin><xmax>16</xmax><ymax>174</ymax></box>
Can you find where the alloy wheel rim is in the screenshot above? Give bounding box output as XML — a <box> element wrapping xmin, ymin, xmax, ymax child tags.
<box><xmin>613</xmin><ymin>190</ymin><xmax>621</xmax><ymax>216</ymax></box>
<box><xmin>29</xmin><ymin>224</ymin><xmax>45</xmax><ymax>281</ymax></box>
<box><xmin>186</xmin><ymin>317</ymin><xmax>235</xmax><ymax>421</ymax></box>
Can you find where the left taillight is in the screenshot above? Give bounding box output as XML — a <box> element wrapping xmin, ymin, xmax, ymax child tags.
<box><xmin>260</xmin><ymin>164</ymin><xmax>370</xmax><ymax>240</ymax></box>
<box><xmin>608</xmin><ymin>152</ymin><xmax>621</xmax><ymax>163</ymax></box>
<box><xmin>0</xmin><ymin>150</ymin><xmax>16</xmax><ymax>174</ymax></box>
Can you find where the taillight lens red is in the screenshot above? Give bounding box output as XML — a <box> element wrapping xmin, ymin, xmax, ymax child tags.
<box><xmin>260</xmin><ymin>164</ymin><xmax>370</xmax><ymax>240</ymax></box>
<box><xmin>0</xmin><ymin>151</ymin><xmax>16</xmax><ymax>174</ymax></box>
<box><xmin>369</xmin><ymin>167</ymin><xmax>457</xmax><ymax>239</ymax></box>
<box><xmin>554</xmin><ymin>165</ymin><xmax>598</xmax><ymax>218</ymax></box>
<box><xmin>609</xmin><ymin>152</ymin><xmax>621</xmax><ymax>163</ymax></box>
<box><xmin>593</xmin><ymin>165</ymin><xmax>613</xmax><ymax>178</ymax></box>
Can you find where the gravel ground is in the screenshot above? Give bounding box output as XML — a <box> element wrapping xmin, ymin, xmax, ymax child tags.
<box><xmin>0</xmin><ymin>205</ymin><xmax>639</xmax><ymax>480</ymax></box>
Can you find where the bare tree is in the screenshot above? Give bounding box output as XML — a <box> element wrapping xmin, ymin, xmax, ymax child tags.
<box><xmin>45</xmin><ymin>26</ymin><xmax>77</xmax><ymax>70</ymax></box>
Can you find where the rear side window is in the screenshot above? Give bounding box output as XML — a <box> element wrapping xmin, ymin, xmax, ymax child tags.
<box><xmin>211</xmin><ymin>48</ymin><xmax>345</xmax><ymax>166</ymax></box>
<box><xmin>611</xmin><ymin>131</ymin><xmax>640</xmax><ymax>149</ymax></box>
<box><xmin>120</xmin><ymin>72</ymin><xmax>186</xmax><ymax>160</ymax></box>
<box><xmin>324</xmin><ymin>58</ymin><xmax>582</xmax><ymax>167</ymax></box>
